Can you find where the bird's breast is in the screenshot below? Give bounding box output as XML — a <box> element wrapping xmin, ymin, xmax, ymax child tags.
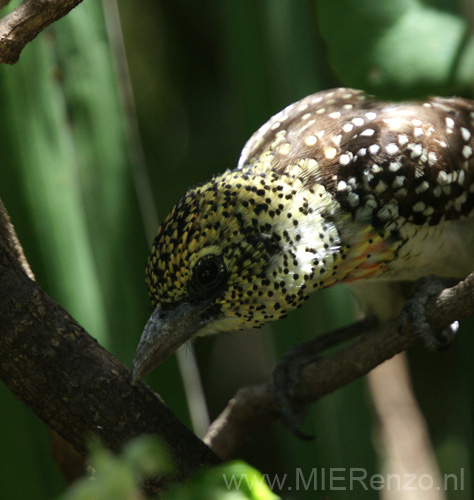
<box><xmin>381</xmin><ymin>217</ymin><xmax>474</xmax><ymax>280</ymax></box>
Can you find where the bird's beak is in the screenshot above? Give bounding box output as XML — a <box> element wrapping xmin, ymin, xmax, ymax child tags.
<box><xmin>131</xmin><ymin>302</ymin><xmax>207</xmax><ymax>383</ymax></box>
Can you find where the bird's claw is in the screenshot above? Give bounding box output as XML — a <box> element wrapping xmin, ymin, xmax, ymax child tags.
<box><xmin>272</xmin><ymin>343</ymin><xmax>316</xmax><ymax>440</ymax></box>
<box><xmin>271</xmin><ymin>317</ymin><xmax>376</xmax><ymax>438</ymax></box>
<box><xmin>400</xmin><ymin>275</ymin><xmax>459</xmax><ymax>350</ymax></box>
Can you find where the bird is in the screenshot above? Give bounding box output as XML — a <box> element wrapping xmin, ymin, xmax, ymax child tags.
<box><xmin>131</xmin><ymin>87</ymin><xmax>474</xmax><ymax>382</ymax></box>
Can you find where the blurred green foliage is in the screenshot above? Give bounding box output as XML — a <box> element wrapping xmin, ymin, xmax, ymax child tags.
<box><xmin>317</xmin><ymin>0</ymin><xmax>474</xmax><ymax>97</ymax></box>
<box><xmin>58</xmin><ymin>437</ymin><xmax>172</xmax><ymax>500</ymax></box>
<box><xmin>58</xmin><ymin>437</ymin><xmax>279</xmax><ymax>500</ymax></box>
<box><xmin>0</xmin><ymin>0</ymin><xmax>473</xmax><ymax>499</ymax></box>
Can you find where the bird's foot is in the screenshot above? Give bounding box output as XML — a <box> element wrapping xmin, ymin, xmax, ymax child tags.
<box><xmin>272</xmin><ymin>343</ymin><xmax>317</xmax><ymax>440</ymax></box>
<box><xmin>400</xmin><ymin>275</ymin><xmax>459</xmax><ymax>350</ymax></box>
<box><xmin>272</xmin><ymin>317</ymin><xmax>377</xmax><ymax>439</ymax></box>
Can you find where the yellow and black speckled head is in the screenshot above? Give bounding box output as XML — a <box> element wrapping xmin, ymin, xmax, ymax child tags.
<box><xmin>144</xmin><ymin>164</ymin><xmax>343</xmax><ymax>339</ymax></box>
<box><xmin>132</xmin><ymin>163</ymin><xmax>346</xmax><ymax>380</ymax></box>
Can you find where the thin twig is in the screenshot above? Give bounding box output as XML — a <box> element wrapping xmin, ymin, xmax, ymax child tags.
<box><xmin>204</xmin><ymin>272</ymin><xmax>474</xmax><ymax>459</ymax></box>
<box><xmin>0</xmin><ymin>0</ymin><xmax>83</xmax><ymax>64</ymax></box>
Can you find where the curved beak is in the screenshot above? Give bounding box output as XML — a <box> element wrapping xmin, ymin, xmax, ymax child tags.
<box><xmin>131</xmin><ymin>302</ymin><xmax>207</xmax><ymax>383</ymax></box>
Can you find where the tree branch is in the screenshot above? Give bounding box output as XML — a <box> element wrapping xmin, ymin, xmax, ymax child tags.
<box><xmin>0</xmin><ymin>0</ymin><xmax>83</xmax><ymax>64</ymax></box>
<box><xmin>2</xmin><ymin>189</ymin><xmax>473</xmax><ymax>474</ymax></box>
<box><xmin>0</xmin><ymin>198</ymin><xmax>219</xmax><ymax>491</ymax></box>
<box><xmin>204</xmin><ymin>271</ymin><xmax>474</xmax><ymax>460</ymax></box>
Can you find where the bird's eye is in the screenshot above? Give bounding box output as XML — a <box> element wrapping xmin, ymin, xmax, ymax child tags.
<box><xmin>196</xmin><ymin>258</ymin><xmax>221</xmax><ymax>285</ymax></box>
<box><xmin>189</xmin><ymin>254</ymin><xmax>227</xmax><ymax>299</ymax></box>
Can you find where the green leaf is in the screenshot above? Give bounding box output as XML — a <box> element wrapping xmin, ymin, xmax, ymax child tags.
<box><xmin>123</xmin><ymin>434</ymin><xmax>174</xmax><ymax>478</ymax></box>
<box><xmin>58</xmin><ymin>446</ymin><xmax>137</xmax><ymax>500</ymax></box>
<box><xmin>317</xmin><ymin>0</ymin><xmax>474</xmax><ymax>97</ymax></box>
<box><xmin>164</xmin><ymin>460</ymin><xmax>281</xmax><ymax>500</ymax></box>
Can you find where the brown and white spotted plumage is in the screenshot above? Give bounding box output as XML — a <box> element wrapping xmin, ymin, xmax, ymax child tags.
<box><xmin>132</xmin><ymin>88</ymin><xmax>474</xmax><ymax>380</ymax></box>
<box><xmin>240</xmin><ymin>89</ymin><xmax>474</xmax><ymax>223</ymax></box>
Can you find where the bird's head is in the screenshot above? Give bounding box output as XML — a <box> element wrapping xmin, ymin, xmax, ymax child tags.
<box><xmin>131</xmin><ymin>163</ymin><xmax>345</xmax><ymax>381</ymax></box>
